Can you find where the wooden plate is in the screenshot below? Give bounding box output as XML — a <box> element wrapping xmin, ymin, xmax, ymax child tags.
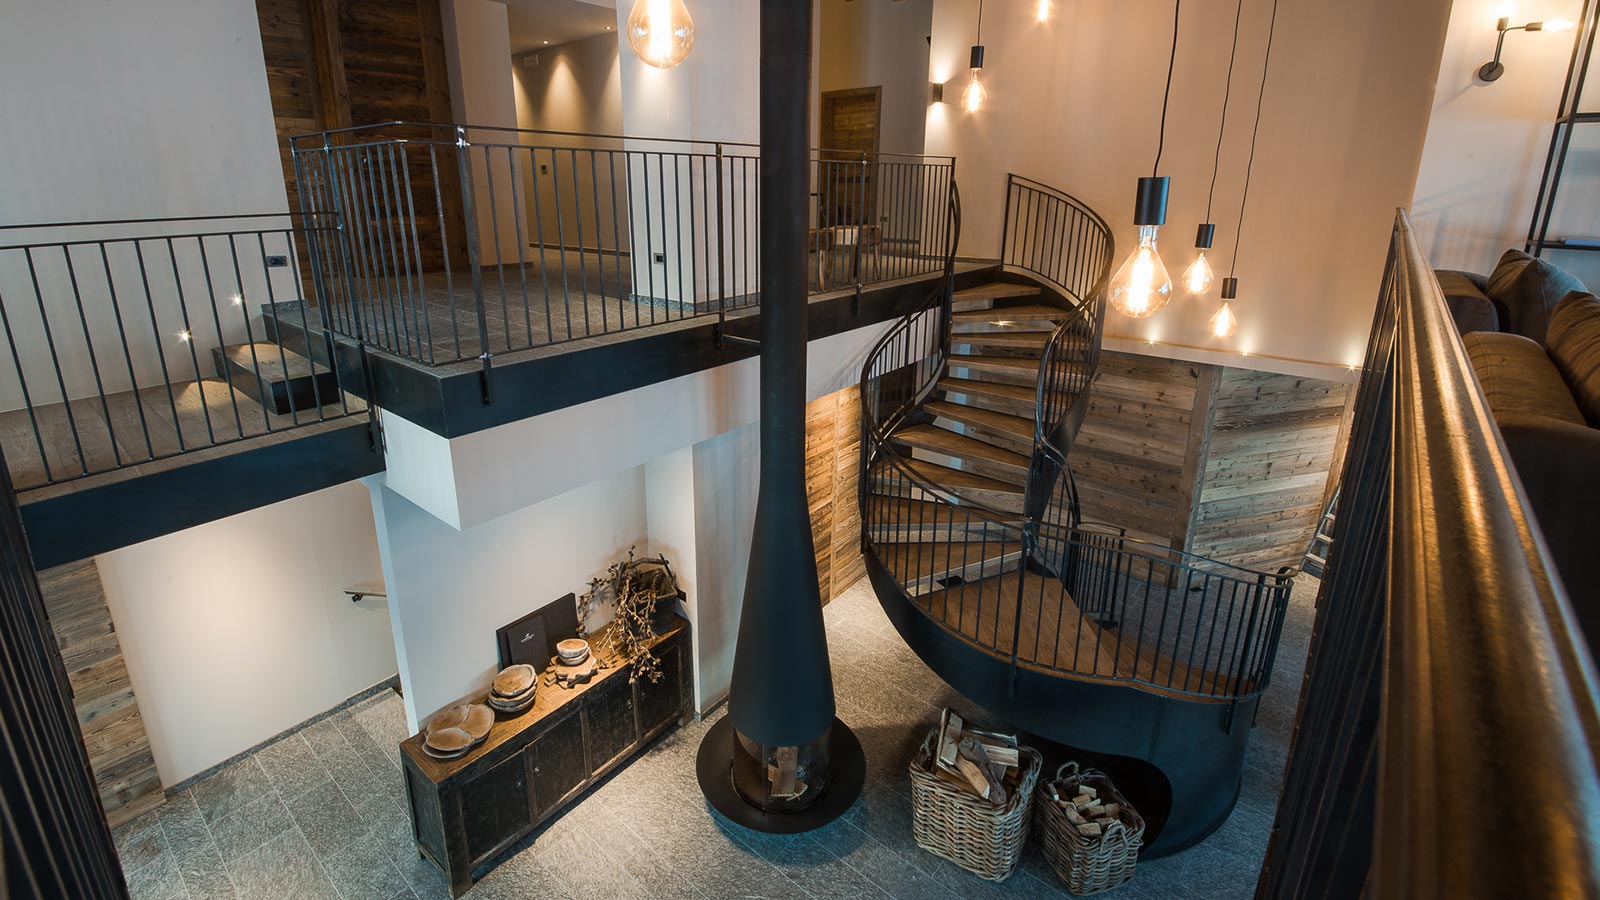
<box><xmin>422</xmin><ymin>741</ymin><xmax>471</xmax><ymax>760</ymax></box>
<box><xmin>556</xmin><ymin>638</ymin><xmax>590</xmax><ymax>662</ymax></box>
<box><xmin>425</xmin><ymin>726</ymin><xmax>473</xmax><ymax>753</ymax></box>
<box><xmin>461</xmin><ymin>703</ymin><xmax>494</xmax><ymax>740</ymax></box>
<box><xmin>489</xmin><ymin>692</ymin><xmax>536</xmax><ymax>715</ymax></box>
<box><xmin>492</xmin><ymin>664</ymin><xmax>536</xmax><ymax>697</ymax></box>
<box><xmin>426</xmin><ymin>704</ymin><xmax>469</xmax><ymax>734</ymax></box>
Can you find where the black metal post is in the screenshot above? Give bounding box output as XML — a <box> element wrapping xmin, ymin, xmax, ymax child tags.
<box><xmin>697</xmin><ymin>0</ymin><xmax>864</xmax><ymax>832</ymax></box>
<box><xmin>0</xmin><ymin>446</ymin><xmax>130</xmax><ymax>899</ymax></box>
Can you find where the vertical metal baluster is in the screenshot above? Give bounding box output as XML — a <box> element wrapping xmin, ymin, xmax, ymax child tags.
<box><xmin>452</xmin><ymin>128</ymin><xmax>492</xmax><ymax>380</ymax></box>
<box><xmin>641</xmin><ymin>152</ymin><xmax>656</xmax><ymax>325</ymax></box>
<box><xmin>656</xmin><ymin>152</ymin><xmax>673</xmax><ymax>319</ymax></box>
<box><xmin>429</xmin><ymin>145</ymin><xmax>463</xmax><ymax>359</ymax></box>
<box><xmin>361</xmin><ymin>146</ymin><xmax>405</xmax><ymax>356</ymax></box>
<box><xmin>97</xmin><ymin>242</ymin><xmax>155</xmax><ymax>460</ymax></box>
<box><xmin>129</xmin><ymin>241</ymin><xmax>184</xmax><ymax>451</ymax></box>
<box><xmin>383</xmin><ymin>145</ymin><xmax>425</xmax><ymax>362</ymax></box>
<box><xmin>607</xmin><ymin>149</ymin><xmax>626</xmax><ymax>330</ymax></box>
<box><xmin>0</xmin><ymin>281</ymin><xmax>55</xmax><ymax>483</ymax></box>
<box><xmin>284</xmin><ymin>232</ymin><xmax>345</xmax><ymax>417</ymax></box>
<box><xmin>165</xmin><ymin>239</ymin><xmax>217</xmax><ymax>447</ymax></box>
<box><xmin>480</xmin><ymin>144</ymin><xmax>513</xmax><ymax>352</ymax></box>
<box><xmin>507</xmin><ymin>146</ymin><xmax>534</xmax><ymax>349</ymax></box>
<box><xmin>526</xmin><ymin>147</ymin><xmax>555</xmax><ymax>345</ymax></box>
<box><xmin>60</xmin><ymin>246</ymin><xmax>121</xmax><ymax>470</ymax></box>
<box><xmin>571</xmin><ymin>147</ymin><xmax>592</xmax><ymax>336</ymax></box>
<box><xmin>588</xmin><ymin>149</ymin><xmax>609</xmax><ymax>333</ymax></box>
<box><xmin>257</xmin><ymin>232</ymin><xmax>303</xmax><ymax>426</ymax></box>
<box><xmin>672</xmin><ymin>152</ymin><xmax>687</xmax><ymax>318</ymax></box>
<box><xmin>194</xmin><ymin>238</ymin><xmax>245</xmax><ymax>440</ymax></box>
<box><xmin>396</xmin><ymin>144</ymin><xmax>437</xmax><ymax>364</ymax></box>
<box><xmin>352</xmin><ymin>148</ymin><xmax>398</xmax><ymax>354</ymax></box>
<box><xmin>225</xmin><ymin>236</ymin><xmax>275</xmax><ymax>434</ymax></box>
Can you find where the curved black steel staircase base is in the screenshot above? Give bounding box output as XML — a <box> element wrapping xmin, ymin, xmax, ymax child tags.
<box><xmin>864</xmin><ymin>552</ymin><xmax>1255</xmax><ymax>858</ymax></box>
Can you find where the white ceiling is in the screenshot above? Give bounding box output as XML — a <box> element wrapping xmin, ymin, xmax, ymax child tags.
<box><xmin>503</xmin><ymin>0</ymin><xmax>619</xmax><ymax>55</ymax></box>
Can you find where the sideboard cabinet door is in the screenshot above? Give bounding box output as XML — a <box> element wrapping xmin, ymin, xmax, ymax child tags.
<box><xmin>584</xmin><ymin>675</ymin><xmax>637</xmax><ymax>772</ymax></box>
<box><xmin>635</xmin><ymin>641</ymin><xmax>684</xmax><ymax>737</ymax></box>
<box><xmin>532</xmin><ymin>710</ymin><xmax>586</xmax><ymax>819</ymax></box>
<box><xmin>459</xmin><ymin>752</ymin><xmax>532</xmax><ymax>862</ymax></box>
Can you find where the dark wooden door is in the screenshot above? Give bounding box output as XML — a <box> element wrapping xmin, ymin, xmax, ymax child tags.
<box><xmin>819</xmin><ymin>86</ymin><xmax>882</xmax><ymax>227</ymax></box>
<box><xmin>532</xmin><ymin>710</ymin><xmax>587</xmax><ymax>818</ymax></box>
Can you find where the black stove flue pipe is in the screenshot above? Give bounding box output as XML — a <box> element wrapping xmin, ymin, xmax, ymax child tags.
<box><xmin>696</xmin><ymin>0</ymin><xmax>864</xmax><ymax>832</ymax></box>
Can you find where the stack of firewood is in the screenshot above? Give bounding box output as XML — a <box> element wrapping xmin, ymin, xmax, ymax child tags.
<box><xmin>1046</xmin><ymin>782</ymin><xmax>1123</xmax><ymax>837</ymax></box>
<box><xmin>929</xmin><ymin>709</ymin><xmax>1022</xmax><ymax>807</ymax></box>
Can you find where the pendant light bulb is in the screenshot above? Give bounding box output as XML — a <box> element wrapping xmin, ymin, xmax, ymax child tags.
<box><xmin>961</xmin><ymin>70</ymin><xmax>987</xmax><ymax>112</ymax></box>
<box><xmin>1210</xmin><ymin>301</ymin><xmax>1238</xmax><ymax>337</ymax></box>
<box><xmin>627</xmin><ymin>0</ymin><xmax>694</xmax><ymax>69</ymax></box>
<box><xmin>1109</xmin><ymin>225</ymin><xmax>1173</xmax><ymax>318</ymax></box>
<box><xmin>1036</xmin><ymin>0</ymin><xmax>1052</xmax><ymax>22</ymax></box>
<box><xmin>1183</xmin><ymin>251</ymin><xmax>1215</xmax><ymax>295</ymax></box>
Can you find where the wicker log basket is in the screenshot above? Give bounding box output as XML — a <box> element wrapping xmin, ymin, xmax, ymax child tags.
<box><xmin>909</xmin><ymin>730</ymin><xmax>1042</xmax><ymax>881</ymax></box>
<box><xmin>1035</xmin><ymin>762</ymin><xmax>1145</xmax><ymax>895</ymax></box>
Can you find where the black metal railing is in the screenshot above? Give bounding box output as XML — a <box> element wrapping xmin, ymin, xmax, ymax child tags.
<box><xmin>290</xmin><ymin>121</ymin><xmax>956</xmax><ymax>369</ymax></box>
<box><xmin>860</xmin><ymin>174</ymin><xmax>1293</xmax><ymax>701</ymax></box>
<box><xmin>0</xmin><ymin>214</ymin><xmax>367</xmax><ymax>492</ymax></box>
<box><xmin>1256</xmin><ymin>211</ymin><xmax>1600</xmax><ymax>899</ymax></box>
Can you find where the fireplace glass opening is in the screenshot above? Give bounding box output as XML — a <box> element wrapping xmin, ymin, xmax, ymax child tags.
<box><xmin>731</xmin><ymin>727</ymin><xmax>831</xmax><ymax>812</ymax></box>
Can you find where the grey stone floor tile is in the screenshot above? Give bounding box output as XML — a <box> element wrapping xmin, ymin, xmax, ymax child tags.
<box><xmin>322</xmin><ymin>830</ymin><xmax>412</xmax><ymax>900</ymax></box>
<box><xmin>209</xmin><ymin>791</ymin><xmax>293</xmax><ymax>863</ymax></box>
<box><xmin>114</xmin><ymin>813</ymin><xmax>169</xmax><ymax>876</ymax></box>
<box><xmin>302</xmin><ymin>715</ymin><xmax>355</xmax><ymax>762</ymax></box>
<box><xmin>226</xmin><ymin>829</ymin><xmax>340</xmax><ymax>900</ymax></box>
<box><xmin>812</xmin><ymin>817</ymin><xmax>964</xmax><ymax>900</ymax></box>
<box><xmin>174</xmin><ymin>843</ymin><xmax>240</xmax><ymax>900</ymax></box>
<box><xmin>190</xmin><ymin>759</ymin><xmax>275</xmax><ymax>825</ymax></box>
<box><xmin>158</xmin><ymin>792</ymin><xmax>219</xmax><ymax>867</ymax></box>
<box><xmin>324</xmin><ymin>749</ymin><xmax>392</xmax><ymax>810</ymax></box>
<box><xmin>127</xmin><ymin>852</ymin><xmax>188</xmax><ymax>900</ymax></box>
<box><xmin>531</xmin><ymin>826</ymin><xmax>654</xmax><ymax>900</ymax></box>
<box><xmin>286</xmin><ymin>779</ymin><xmax>367</xmax><ymax>861</ymax></box>
<box><xmin>253</xmin><ymin>733</ymin><xmax>333</xmax><ymax>800</ymax></box>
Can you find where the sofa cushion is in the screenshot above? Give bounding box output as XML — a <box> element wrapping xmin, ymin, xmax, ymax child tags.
<box><xmin>1463</xmin><ymin>331</ymin><xmax>1586</xmax><ymax>426</ymax></box>
<box><xmin>1547</xmin><ymin>291</ymin><xmax>1600</xmax><ymax>426</ymax></box>
<box><xmin>1484</xmin><ymin>249</ymin><xmax>1587</xmax><ymax>342</ymax></box>
<box><xmin>1436</xmin><ymin>269</ymin><xmax>1499</xmax><ymax>333</ymax></box>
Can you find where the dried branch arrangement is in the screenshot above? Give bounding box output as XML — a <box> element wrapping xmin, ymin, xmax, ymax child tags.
<box><xmin>577</xmin><ymin>547</ymin><xmax>679</xmax><ymax>684</ymax></box>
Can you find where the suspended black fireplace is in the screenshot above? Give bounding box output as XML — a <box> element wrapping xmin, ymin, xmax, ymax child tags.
<box><xmin>695</xmin><ymin>0</ymin><xmax>865</xmax><ymax>832</ymax></box>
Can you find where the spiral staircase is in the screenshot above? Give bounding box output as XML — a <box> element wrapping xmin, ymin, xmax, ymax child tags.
<box><xmin>858</xmin><ymin>175</ymin><xmax>1296</xmax><ymax>855</ymax></box>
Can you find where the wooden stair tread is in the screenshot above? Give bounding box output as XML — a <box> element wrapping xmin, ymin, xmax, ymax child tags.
<box><xmin>924</xmin><ymin>400</ymin><xmax>1035</xmax><ymax>442</ymax></box>
<box><xmin>866</xmin><ymin>494</ymin><xmax>1026</xmax><ymax>529</ymax></box>
<box><xmin>874</xmin><ymin>457</ymin><xmax>1023</xmax><ymax>498</ymax></box>
<box><xmin>953</xmin><ymin>283</ymin><xmax>1042</xmax><ymax>302</ymax></box>
<box><xmin>938</xmin><ymin>377</ymin><xmax>1038</xmax><ymax>404</ymax></box>
<box><xmin>947</xmin><ymin>355</ymin><xmax>1045</xmax><ymax>375</ymax></box>
<box><xmin>950</xmin><ymin>331</ymin><xmax>1054</xmax><ymax>350</ymax></box>
<box><xmin>877</xmin><ymin>540</ymin><xmax>1024</xmax><ymax>575</ymax></box>
<box><xmin>951</xmin><ymin>304</ymin><xmax>1069</xmax><ymax>323</ymax></box>
<box><xmin>894</xmin><ymin>425</ymin><xmax>1030</xmax><ymax>469</ymax></box>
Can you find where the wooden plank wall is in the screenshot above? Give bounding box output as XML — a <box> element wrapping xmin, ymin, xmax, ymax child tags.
<box><xmin>254</xmin><ymin>0</ymin><xmax>465</xmax><ymax>273</ymax></box>
<box><xmin>1189</xmin><ymin>370</ymin><xmax>1353</xmax><ymax>573</ymax></box>
<box><xmin>806</xmin><ymin>385</ymin><xmax>865</xmax><ymax>603</ymax></box>
<box><xmin>1072</xmin><ymin>350</ymin><xmax>1353</xmax><ymax>574</ymax></box>
<box><xmin>39</xmin><ymin>560</ymin><xmax>163</xmax><ymax>828</ymax></box>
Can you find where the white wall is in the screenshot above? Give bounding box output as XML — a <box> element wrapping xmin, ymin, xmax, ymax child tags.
<box><xmin>0</xmin><ymin>0</ymin><xmax>293</xmax><ymax>412</ymax></box>
<box><xmin>1410</xmin><ymin>0</ymin><xmax>1597</xmax><ymax>286</ymax></box>
<box><xmin>96</xmin><ymin>480</ymin><xmax>393</xmax><ymax>786</ymax></box>
<box><xmin>687</xmin><ymin>421</ymin><xmax>759</xmax><ymax>708</ymax></box>
<box><xmin>925</xmin><ymin>0</ymin><xmax>1453</xmax><ymax>377</ymax></box>
<box><xmin>444</xmin><ymin>0</ymin><xmax>525</xmax><ymax>266</ymax></box>
<box><xmin>372</xmin><ymin>467</ymin><xmax>650</xmax><ymax>729</ymax></box>
<box><xmin>818</xmin><ymin>0</ymin><xmax>934</xmax><ymax>157</ymax></box>
<box><xmin>512</xmin><ymin>33</ymin><xmax>630</xmax><ymax>254</ymax></box>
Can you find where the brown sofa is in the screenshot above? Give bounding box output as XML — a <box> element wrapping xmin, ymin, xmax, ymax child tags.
<box><xmin>1462</xmin><ymin>287</ymin><xmax>1600</xmax><ymax>649</ymax></box>
<box><xmin>1438</xmin><ymin>248</ymin><xmax>1588</xmax><ymax>341</ymax></box>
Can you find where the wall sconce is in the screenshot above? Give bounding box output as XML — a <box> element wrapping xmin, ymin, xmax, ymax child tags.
<box><xmin>1479</xmin><ymin>16</ymin><xmax>1574</xmax><ymax>81</ymax></box>
<box><xmin>931</xmin><ymin>82</ymin><xmax>944</xmax><ymax>104</ymax></box>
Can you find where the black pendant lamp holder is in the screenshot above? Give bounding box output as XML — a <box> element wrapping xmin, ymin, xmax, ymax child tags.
<box><xmin>1221</xmin><ymin>276</ymin><xmax>1239</xmax><ymax>300</ymax></box>
<box><xmin>1194</xmin><ymin>222</ymin><xmax>1216</xmax><ymax>250</ymax></box>
<box><xmin>1134</xmin><ymin>176</ymin><xmax>1170</xmax><ymax>227</ymax></box>
<box><xmin>969</xmin><ymin>44</ymin><xmax>986</xmax><ymax>69</ymax></box>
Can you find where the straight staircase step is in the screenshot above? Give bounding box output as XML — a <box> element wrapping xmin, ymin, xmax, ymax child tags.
<box><xmin>211</xmin><ymin>343</ymin><xmax>339</xmax><ymax>416</ymax></box>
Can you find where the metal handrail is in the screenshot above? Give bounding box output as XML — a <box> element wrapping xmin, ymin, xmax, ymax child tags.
<box><xmin>1257</xmin><ymin>210</ymin><xmax>1600</xmax><ymax>899</ymax></box>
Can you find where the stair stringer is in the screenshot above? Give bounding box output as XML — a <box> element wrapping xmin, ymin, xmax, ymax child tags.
<box><xmin>864</xmin><ymin>552</ymin><xmax>1255</xmax><ymax>858</ymax></box>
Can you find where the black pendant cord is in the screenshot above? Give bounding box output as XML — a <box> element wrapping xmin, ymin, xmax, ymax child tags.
<box><xmin>1204</xmin><ymin>0</ymin><xmax>1245</xmax><ymax>224</ymax></box>
<box><xmin>1152</xmin><ymin>0</ymin><xmax>1181</xmax><ymax>177</ymax></box>
<box><xmin>1230</xmin><ymin>0</ymin><xmax>1281</xmax><ymax>279</ymax></box>
<box><xmin>976</xmin><ymin>0</ymin><xmax>983</xmax><ymax>45</ymax></box>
